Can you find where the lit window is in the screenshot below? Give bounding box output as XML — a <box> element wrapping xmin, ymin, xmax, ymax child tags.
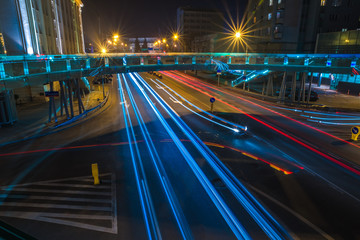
<box><xmin>277</xmin><ymin>12</ymin><xmax>281</xmax><ymax>19</ymax></box>
<box><xmin>268</xmin><ymin>13</ymin><xmax>272</xmax><ymax>20</ymax></box>
<box><xmin>342</xmin><ymin>28</ymin><xmax>347</xmax><ymax>32</ymax></box>
<box><xmin>332</xmin><ymin>0</ymin><xmax>342</xmax><ymax>6</ymax></box>
<box><xmin>321</xmin><ymin>0</ymin><xmax>326</xmax><ymax>6</ymax></box>
<box><xmin>269</xmin><ymin>0</ymin><xmax>273</xmax><ymax>6</ymax></box>
<box><xmin>278</xmin><ymin>0</ymin><xmax>281</xmax><ymax>3</ymax></box>
<box><xmin>253</xmin><ymin>16</ymin><xmax>256</xmax><ymax>23</ymax></box>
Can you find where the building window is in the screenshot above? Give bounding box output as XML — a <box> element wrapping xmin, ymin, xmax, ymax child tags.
<box><xmin>278</xmin><ymin>0</ymin><xmax>281</xmax><ymax>3</ymax></box>
<box><xmin>253</xmin><ymin>16</ymin><xmax>256</xmax><ymax>23</ymax></box>
<box><xmin>321</xmin><ymin>0</ymin><xmax>326</xmax><ymax>6</ymax></box>
<box><xmin>268</xmin><ymin>13</ymin><xmax>272</xmax><ymax>20</ymax></box>
<box><xmin>342</xmin><ymin>28</ymin><xmax>347</xmax><ymax>32</ymax></box>
<box><xmin>332</xmin><ymin>0</ymin><xmax>341</xmax><ymax>6</ymax></box>
<box><xmin>269</xmin><ymin>0</ymin><xmax>273</xmax><ymax>6</ymax></box>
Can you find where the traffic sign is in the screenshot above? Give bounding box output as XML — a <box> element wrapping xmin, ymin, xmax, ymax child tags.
<box><xmin>351</xmin><ymin>126</ymin><xmax>360</xmax><ymax>141</ymax></box>
<box><xmin>45</xmin><ymin>91</ymin><xmax>59</xmax><ymax>97</ymax></box>
<box><xmin>352</xmin><ymin>126</ymin><xmax>359</xmax><ymax>135</ymax></box>
<box><xmin>210</xmin><ymin>97</ymin><xmax>215</xmax><ymax>103</ymax></box>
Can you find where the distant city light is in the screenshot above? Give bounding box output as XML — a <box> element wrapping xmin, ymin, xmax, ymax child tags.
<box><xmin>162</xmin><ymin>38</ymin><xmax>166</xmax><ymax>43</ymax></box>
<box><xmin>101</xmin><ymin>48</ymin><xmax>107</xmax><ymax>53</ymax></box>
<box><xmin>173</xmin><ymin>34</ymin><xmax>178</xmax><ymax>40</ymax></box>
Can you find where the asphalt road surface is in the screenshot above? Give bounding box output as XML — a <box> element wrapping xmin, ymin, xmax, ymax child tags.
<box><xmin>0</xmin><ymin>71</ymin><xmax>359</xmax><ymax>239</ymax></box>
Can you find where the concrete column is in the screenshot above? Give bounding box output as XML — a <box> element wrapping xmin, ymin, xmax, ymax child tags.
<box><xmin>291</xmin><ymin>72</ymin><xmax>297</xmax><ymax>102</ymax></box>
<box><xmin>307</xmin><ymin>72</ymin><xmax>314</xmax><ymax>103</ymax></box>
<box><xmin>279</xmin><ymin>72</ymin><xmax>287</xmax><ymax>102</ymax></box>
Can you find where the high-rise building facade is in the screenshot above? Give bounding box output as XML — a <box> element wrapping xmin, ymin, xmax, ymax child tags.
<box><xmin>245</xmin><ymin>0</ymin><xmax>360</xmax><ymax>53</ymax></box>
<box><xmin>0</xmin><ymin>0</ymin><xmax>85</xmax><ymax>55</ymax></box>
<box><xmin>177</xmin><ymin>7</ymin><xmax>224</xmax><ymax>52</ymax></box>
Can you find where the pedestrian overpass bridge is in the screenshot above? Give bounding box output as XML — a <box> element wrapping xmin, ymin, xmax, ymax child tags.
<box><xmin>1</xmin><ymin>52</ymin><xmax>359</xmax><ymax>124</ymax></box>
<box><xmin>1</xmin><ymin>52</ymin><xmax>359</xmax><ymax>88</ymax></box>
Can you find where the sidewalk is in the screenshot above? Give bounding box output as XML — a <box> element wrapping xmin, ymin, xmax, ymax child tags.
<box><xmin>0</xmin><ymin>86</ymin><xmax>109</xmax><ymax>146</ymax></box>
<box><xmin>185</xmin><ymin>71</ymin><xmax>360</xmax><ymax>112</ymax></box>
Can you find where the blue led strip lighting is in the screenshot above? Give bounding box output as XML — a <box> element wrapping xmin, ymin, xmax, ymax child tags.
<box><xmin>133</xmin><ymin>72</ymin><xmax>292</xmax><ymax>240</ymax></box>
<box><xmin>118</xmin><ymin>74</ymin><xmax>161</xmax><ymax>240</ymax></box>
<box><xmin>122</xmin><ymin>74</ymin><xmax>193</xmax><ymax>239</ymax></box>
<box><xmin>128</xmin><ymin>73</ymin><xmax>251</xmax><ymax>240</ymax></box>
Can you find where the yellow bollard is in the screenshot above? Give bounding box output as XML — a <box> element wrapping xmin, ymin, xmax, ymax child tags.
<box><xmin>91</xmin><ymin>163</ymin><xmax>100</xmax><ymax>185</ymax></box>
<box><xmin>351</xmin><ymin>126</ymin><xmax>360</xmax><ymax>141</ymax></box>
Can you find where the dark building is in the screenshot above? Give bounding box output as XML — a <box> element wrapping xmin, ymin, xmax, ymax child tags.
<box><xmin>0</xmin><ymin>0</ymin><xmax>85</xmax><ymax>55</ymax></box>
<box><xmin>177</xmin><ymin>7</ymin><xmax>224</xmax><ymax>52</ymax></box>
<box><xmin>245</xmin><ymin>0</ymin><xmax>360</xmax><ymax>53</ymax></box>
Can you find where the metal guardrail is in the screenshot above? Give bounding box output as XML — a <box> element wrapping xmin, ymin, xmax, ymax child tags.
<box><xmin>0</xmin><ymin>53</ymin><xmax>359</xmax><ymax>86</ymax></box>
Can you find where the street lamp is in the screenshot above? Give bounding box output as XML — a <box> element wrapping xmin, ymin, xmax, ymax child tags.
<box><xmin>235</xmin><ymin>32</ymin><xmax>241</xmax><ymax>38</ymax></box>
<box><xmin>101</xmin><ymin>48</ymin><xmax>107</xmax><ymax>54</ymax></box>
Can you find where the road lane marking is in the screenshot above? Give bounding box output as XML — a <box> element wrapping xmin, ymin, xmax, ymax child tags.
<box><xmin>0</xmin><ymin>174</ymin><xmax>118</xmax><ymax>234</ymax></box>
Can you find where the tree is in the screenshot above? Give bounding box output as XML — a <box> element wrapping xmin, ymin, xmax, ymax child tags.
<box><xmin>134</xmin><ymin>38</ymin><xmax>141</xmax><ymax>53</ymax></box>
<box><xmin>141</xmin><ymin>38</ymin><xmax>148</xmax><ymax>53</ymax></box>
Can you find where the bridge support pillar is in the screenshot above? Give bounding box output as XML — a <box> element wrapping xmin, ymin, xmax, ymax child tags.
<box><xmin>291</xmin><ymin>72</ymin><xmax>297</xmax><ymax>102</ymax></box>
<box><xmin>59</xmin><ymin>80</ymin><xmax>69</xmax><ymax>119</ymax></box>
<box><xmin>298</xmin><ymin>72</ymin><xmax>306</xmax><ymax>103</ymax></box>
<box><xmin>48</xmin><ymin>81</ymin><xmax>58</xmax><ymax>123</ymax></box>
<box><xmin>279</xmin><ymin>72</ymin><xmax>287</xmax><ymax>102</ymax></box>
<box><xmin>266</xmin><ymin>75</ymin><xmax>274</xmax><ymax>96</ymax></box>
<box><xmin>307</xmin><ymin>72</ymin><xmax>314</xmax><ymax>103</ymax></box>
<box><xmin>262</xmin><ymin>81</ymin><xmax>265</xmax><ymax>95</ymax></box>
<box><xmin>75</xmin><ymin>78</ymin><xmax>85</xmax><ymax>114</ymax></box>
<box><xmin>67</xmin><ymin>80</ymin><xmax>74</xmax><ymax>118</ymax></box>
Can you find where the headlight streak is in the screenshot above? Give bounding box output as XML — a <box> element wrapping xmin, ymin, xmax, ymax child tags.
<box><xmin>165</xmin><ymin>71</ymin><xmax>360</xmax><ymax>176</ymax></box>
<box><xmin>127</xmin><ymin>73</ymin><xmax>251</xmax><ymax>240</ymax></box>
<box><xmin>150</xmin><ymin>78</ymin><xmax>246</xmax><ymax>133</ymax></box>
<box><xmin>122</xmin><ymin>74</ymin><xmax>193</xmax><ymax>240</ymax></box>
<box><xmin>118</xmin><ymin>74</ymin><xmax>161</xmax><ymax>240</ymax></box>
<box><xmin>133</xmin><ymin>73</ymin><xmax>291</xmax><ymax>240</ymax></box>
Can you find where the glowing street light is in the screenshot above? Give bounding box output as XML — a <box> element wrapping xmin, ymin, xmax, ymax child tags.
<box><xmin>162</xmin><ymin>38</ymin><xmax>166</xmax><ymax>43</ymax></box>
<box><xmin>173</xmin><ymin>34</ymin><xmax>178</xmax><ymax>40</ymax></box>
<box><xmin>101</xmin><ymin>48</ymin><xmax>107</xmax><ymax>54</ymax></box>
<box><xmin>235</xmin><ymin>32</ymin><xmax>241</xmax><ymax>38</ymax></box>
<box><xmin>113</xmin><ymin>34</ymin><xmax>119</xmax><ymax>39</ymax></box>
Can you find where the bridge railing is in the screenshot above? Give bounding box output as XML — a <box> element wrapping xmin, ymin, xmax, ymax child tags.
<box><xmin>1</xmin><ymin>53</ymin><xmax>359</xmax><ymax>86</ymax></box>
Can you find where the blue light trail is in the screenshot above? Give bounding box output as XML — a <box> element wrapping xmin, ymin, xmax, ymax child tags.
<box><xmin>118</xmin><ymin>74</ymin><xmax>161</xmax><ymax>240</ymax></box>
<box><xmin>150</xmin><ymin>78</ymin><xmax>246</xmax><ymax>133</ymax></box>
<box><xmin>128</xmin><ymin>73</ymin><xmax>251</xmax><ymax>240</ymax></box>
<box><xmin>133</xmin><ymin>72</ymin><xmax>291</xmax><ymax>240</ymax></box>
<box><xmin>122</xmin><ymin>74</ymin><xmax>193</xmax><ymax>239</ymax></box>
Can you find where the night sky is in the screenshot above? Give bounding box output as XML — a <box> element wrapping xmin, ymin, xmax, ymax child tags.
<box><xmin>82</xmin><ymin>0</ymin><xmax>248</xmax><ymax>42</ymax></box>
